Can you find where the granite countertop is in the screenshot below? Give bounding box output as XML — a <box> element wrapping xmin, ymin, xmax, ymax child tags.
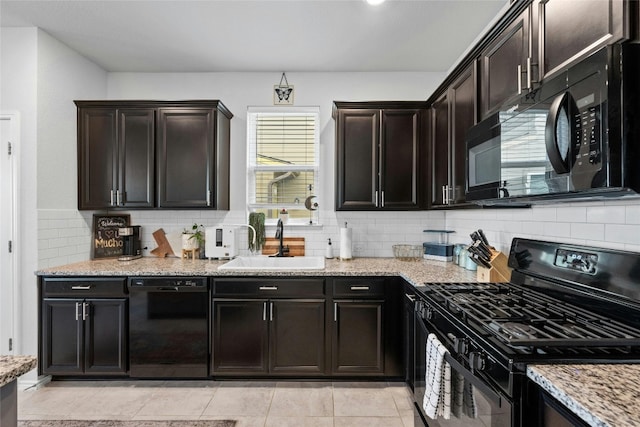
<box><xmin>0</xmin><ymin>355</ymin><xmax>37</xmax><ymax>388</ymax></box>
<box><xmin>35</xmin><ymin>256</ymin><xmax>479</xmax><ymax>287</ymax></box>
<box><xmin>528</xmin><ymin>364</ymin><xmax>640</xmax><ymax>427</ymax></box>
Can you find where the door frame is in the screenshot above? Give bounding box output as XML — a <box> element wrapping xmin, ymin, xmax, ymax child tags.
<box><xmin>0</xmin><ymin>111</ymin><xmax>20</xmax><ymax>355</ymax></box>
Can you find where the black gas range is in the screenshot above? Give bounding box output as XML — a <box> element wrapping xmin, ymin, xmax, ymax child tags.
<box><xmin>412</xmin><ymin>238</ymin><xmax>640</xmax><ymax>427</ymax></box>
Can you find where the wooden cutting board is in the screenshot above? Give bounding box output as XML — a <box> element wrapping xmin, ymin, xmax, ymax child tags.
<box><xmin>262</xmin><ymin>237</ymin><xmax>305</xmax><ymax>256</ymax></box>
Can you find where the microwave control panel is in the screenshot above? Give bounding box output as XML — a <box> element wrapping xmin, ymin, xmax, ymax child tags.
<box><xmin>574</xmin><ymin>104</ymin><xmax>602</xmax><ymax>166</ymax></box>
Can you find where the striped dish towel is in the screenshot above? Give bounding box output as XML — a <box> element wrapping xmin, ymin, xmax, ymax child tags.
<box><xmin>423</xmin><ymin>333</ymin><xmax>451</xmax><ymax>420</ymax></box>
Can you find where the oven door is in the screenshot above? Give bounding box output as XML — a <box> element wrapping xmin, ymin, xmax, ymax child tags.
<box><xmin>413</xmin><ymin>307</ymin><xmax>512</xmax><ymax>427</ymax></box>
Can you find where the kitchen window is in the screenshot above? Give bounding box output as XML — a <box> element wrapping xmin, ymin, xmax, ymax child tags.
<box><xmin>247</xmin><ymin>107</ymin><xmax>320</xmax><ymax>225</ymax></box>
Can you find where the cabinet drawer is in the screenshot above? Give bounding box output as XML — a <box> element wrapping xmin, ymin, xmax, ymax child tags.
<box><xmin>42</xmin><ymin>277</ymin><xmax>127</xmax><ymax>297</ymax></box>
<box><xmin>332</xmin><ymin>278</ymin><xmax>386</xmax><ymax>298</ymax></box>
<box><xmin>213</xmin><ymin>278</ymin><xmax>325</xmax><ymax>297</ymax></box>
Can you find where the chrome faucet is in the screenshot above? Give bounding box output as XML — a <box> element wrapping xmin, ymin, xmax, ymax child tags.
<box><xmin>274</xmin><ymin>218</ymin><xmax>289</xmax><ymax>257</ymax></box>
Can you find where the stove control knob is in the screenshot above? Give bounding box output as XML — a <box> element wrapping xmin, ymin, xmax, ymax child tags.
<box><xmin>425</xmin><ymin>305</ymin><xmax>434</xmax><ymax>320</ymax></box>
<box><xmin>453</xmin><ymin>337</ymin><xmax>469</xmax><ymax>355</ymax></box>
<box><xmin>469</xmin><ymin>352</ymin><xmax>487</xmax><ymax>372</ymax></box>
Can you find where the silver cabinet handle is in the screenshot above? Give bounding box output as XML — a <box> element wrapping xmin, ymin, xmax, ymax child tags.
<box><xmin>75</xmin><ymin>302</ymin><xmax>80</xmax><ymax>321</ymax></box>
<box><xmin>381</xmin><ymin>191</ymin><xmax>385</xmax><ymax>208</ymax></box>
<box><xmin>517</xmin><ymin>64</ymin><xmax>522</xmax><ymax>95</ymax></box>
<box><xmin>110</xmin><ymin>190</ymin><xmax>115</xmax><ymax>206</ymax></box>
<box><xmin>526</xmin><ymin>57</ymin><xmax>532</xmax><ymax>90</ymax></box>
<box><xmin>270</xmin><ymin>302</ymin><xmax>274</xmax><ymax>322</ymax></box>
<box><xmin>206</xmin><ymin>190</ymin><xmax>211</xmax><ymax>207</ymax></box>
<box><xmin>82</xmin><ymin>302</ymin><xmax>88</xmax><ymax>320</ymax></box>
<box><xmin>263</xmin><ymin>302</ymin><xmax>267</xmax><ymax>321</ymax></box>
<box><xmin>375</xmin><ymin>190</ymin><xmax>379</xmax><ymax>208</ymax></box>
<box><xmin>71</xmin><ymin>285</ymin><xmax>91</xmax><ymax>290</ymax></box>
<box><xmin>116</xmin><ymin>190</ymin><xmax>122</xmax><ymax>206</ymax></box>
<box><xmin>259</xmin><ymin>286</ymin><xmax>278</xmax><ymax>291</ymax></box>
<box><xmin>350</xmin><ymin>286</ymin><xmax>370</xmax><ymax>291</ymax></box>
<box><xmin>334</xmin><ymin>302</ymin><xmax>337</xmax><ymax>322</ymax></box>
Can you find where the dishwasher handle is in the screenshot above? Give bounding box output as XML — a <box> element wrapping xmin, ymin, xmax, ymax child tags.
<box><xmin>129</xmin><ymin>284</ymin><xmax>207</xmax><ymax>292</ymax></box>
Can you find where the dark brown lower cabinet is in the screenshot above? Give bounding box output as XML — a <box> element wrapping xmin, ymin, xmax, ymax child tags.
<box><xmin>332</xmin><ymin>300</ymin><xmax>384</xmax><ymax>375</ymax></box>
<box><xmin>41</xmin><ymin>298</ymin><xmax>127</xmax><ymax>376</ymax></box>
<box><xmin>211</xmin><ymin>299</ymin><xmax>326</xmax><ymax>376</ymax></box>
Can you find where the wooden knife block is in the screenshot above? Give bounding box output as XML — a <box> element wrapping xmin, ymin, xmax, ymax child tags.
<box><xmin>477</xmin><ymin>250</ymin><xmax>512</xmax><ymax>283</ymax></box>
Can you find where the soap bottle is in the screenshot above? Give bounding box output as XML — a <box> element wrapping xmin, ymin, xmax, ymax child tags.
<box><xmin>325</xmin><ymin>238</ymin><xmax>334</xmax><ymax>259</ymax></box>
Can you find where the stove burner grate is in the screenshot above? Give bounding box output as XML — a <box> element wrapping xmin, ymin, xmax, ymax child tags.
<box><xmin>424</xmin><ymin>282</ymin><xmax>640</xmax><ymax>349</ymax></box>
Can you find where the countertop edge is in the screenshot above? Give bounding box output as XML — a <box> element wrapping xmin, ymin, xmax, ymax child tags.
<box><xmin>0</xmin><ymin>356</ymin><xmax>37</xmax><ymax>388</ymax></box>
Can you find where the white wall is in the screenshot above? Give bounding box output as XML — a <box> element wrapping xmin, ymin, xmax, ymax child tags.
<box><xmin>37</xmin><ymin>30</ymin><xmax>108</xmax><ymax>209</ymax></box>
<box><xmin>1</xmin><ymin>28</ymin><xmax>38</xmax><ymax>361</ymax></box>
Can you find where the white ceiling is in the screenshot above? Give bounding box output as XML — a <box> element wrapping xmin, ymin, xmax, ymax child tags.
<box><xmin>0</xmin><ymin>0</ymin><xmax>508</xmax><ymax>73</ymax></box>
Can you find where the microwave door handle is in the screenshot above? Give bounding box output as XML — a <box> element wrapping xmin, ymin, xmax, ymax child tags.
<box><xmin>545</xmin><ymin>92</ymin><xmax>571</xmax><ymax>174</ymax></box>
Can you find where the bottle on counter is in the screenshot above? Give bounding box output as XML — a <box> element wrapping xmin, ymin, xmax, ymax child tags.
<box><xmin>325</xmin><ymin>238</ymin><xmax>334</xmax><ymax>259</ymax></box>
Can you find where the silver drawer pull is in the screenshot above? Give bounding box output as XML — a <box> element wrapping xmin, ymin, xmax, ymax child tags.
<box><xmin>350</xmin><ymin>286</ymin><xmax>370</xmax><ymax>291</ymax></box>
<box><xmin>259</xmin><ymin>286</ymin><xmax>278</xmax><ymax>291</ymax></box>
<box><xmin>71</xmin><ymin>285</ymin><xmax>92</xmax><ymax>290</ymax></box>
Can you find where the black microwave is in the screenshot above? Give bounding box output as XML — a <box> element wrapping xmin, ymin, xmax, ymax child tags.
<box><xmin>466</xmin><ymin>45</ymin><xmax>640</xmax><ymax>204</ymax></box>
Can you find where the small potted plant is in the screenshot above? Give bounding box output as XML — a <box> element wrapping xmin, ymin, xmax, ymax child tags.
<box><xmin>278</xmin><ymin>208</ymin><xmax>289</xmax><ymax>224</ymax></box>
<box><xmin>182</xmin><ymin>223</ymin><xmax>205</xmax><ymax>250</ymax></box>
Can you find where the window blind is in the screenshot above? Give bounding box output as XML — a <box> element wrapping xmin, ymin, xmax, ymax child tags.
<box><xmin>247</xmin><ymin>107</ymin><xmax>320</xmax><ymax>222</ymax></box>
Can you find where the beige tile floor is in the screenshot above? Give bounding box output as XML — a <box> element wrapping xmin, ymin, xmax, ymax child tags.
<box><xmin>18</xmin><ymin>381</ymin><xmax>417</xmax><ymax>427</ymax></box>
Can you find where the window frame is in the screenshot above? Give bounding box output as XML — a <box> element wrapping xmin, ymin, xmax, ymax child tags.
<box><xmin>246</xmin><ymin>106</ymin><xmax>321</xmax><ymax>226</ymax></box>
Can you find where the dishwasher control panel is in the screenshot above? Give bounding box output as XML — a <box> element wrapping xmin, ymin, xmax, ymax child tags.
<box><xmin>129</xmin><ymin>277</ymin><xmax>207</xmax><ymax>288</ymax></box>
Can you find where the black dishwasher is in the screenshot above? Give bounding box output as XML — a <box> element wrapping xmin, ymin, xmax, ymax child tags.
<box><xmin>128</xmin><ymin>277</ymin><xmax>209</xmax><ymax>378</ymax></box>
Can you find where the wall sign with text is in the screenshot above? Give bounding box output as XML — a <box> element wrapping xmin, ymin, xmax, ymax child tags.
<box><xmin>92</xmin><ymin>214</ymin><xmax>130</xmax><ymax>259</ymax></box>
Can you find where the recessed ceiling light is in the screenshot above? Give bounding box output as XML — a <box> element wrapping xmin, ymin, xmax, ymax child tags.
<box><xmin>366</xmin><ymin>0</ymin><xmax>386</xmax><ymax>5</ymax></box>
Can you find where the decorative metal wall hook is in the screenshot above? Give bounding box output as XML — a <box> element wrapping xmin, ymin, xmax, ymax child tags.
<box><xmin>274</xmin><ymin>72</ymin><xmax>294</xmax><ymax>105</ymax></box>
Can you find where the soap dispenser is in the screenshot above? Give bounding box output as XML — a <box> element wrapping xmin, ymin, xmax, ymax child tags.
<box><xmin>325</xmin><ymin>238</ymin><xmax>334</xmax><ymax>259</ymax></box>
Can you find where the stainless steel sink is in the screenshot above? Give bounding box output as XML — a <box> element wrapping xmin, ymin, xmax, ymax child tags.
<box><xmin>218</xmin><ymin>256</ymin><xmax>325</xmax><ymax>271</ymax></box>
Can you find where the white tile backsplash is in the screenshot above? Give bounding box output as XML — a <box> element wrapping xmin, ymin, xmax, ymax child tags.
<box><xmin>445</xmin><ymin>201</ymin><xmax>640</xmax><ymax>253</ymax></box>
<box><xmin>38</xmin><ymin>200</ymin><xmax>640</xmax><ymax>267</ymax></box>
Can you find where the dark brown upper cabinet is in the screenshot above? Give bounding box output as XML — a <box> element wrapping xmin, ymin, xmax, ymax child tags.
<box><xmin>430</xmin><ymin>64</ymin><xmax>477</xmax><ymax>207</ymax></box>
<box><xmin>479</xmin><ymin>7</ymin><xmax>531</xmax><ymax>119</ymax></box>
<box><xmin>535</xmin><ymin>0</ymin><xmax>628</xmax><ymax>82</ymax></box>
<box><xmin>333</xmin><ymin>101</ymin><xmax>427</xmax><ymax>211</ymax></box>
<box><xmin>77</xmin><ymin>106</ymin><xmax>155</xmax><ymax>209</ymax></box>
<box><xmin>76</xmin><ymin>100</ymin><xmax>232</xmax><ymax>210</ymax></box>
<box><xmin>157</xmin><ymin>106</ymin><xmax>230</xmax><ymax>209</ymax></box>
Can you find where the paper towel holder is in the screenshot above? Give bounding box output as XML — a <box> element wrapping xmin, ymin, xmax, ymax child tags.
<box><xmin>339</xmin><ymin>222</ymin><xmax>353</xmax><ymax>261</ymax></box>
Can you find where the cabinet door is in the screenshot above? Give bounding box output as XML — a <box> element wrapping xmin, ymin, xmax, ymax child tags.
<box><xmin>538</xmin><ymin>0</ymin><xmax>626</xmax><ymax>81</ymax></box>
<box><xmin>157</xmin><ymin>108</ymin><xmax>216</xmax><ymax>208</ymax></box>
<box><xmin>270</xmin><ymin>299</ymin><xmax>326</xmax><ymax>375</ymax></box>
<box><xmin>336</xmin><ymin>109</ymin><xmax>380</xmax><ymax>210</ymax></box>
<box><xmin>450</xmin><ymin>65</ymin><xmax>477</xmax><ymax>204</ymax></box>
<box><xmin>78</xmin><ymin>108</ymin><xmax>117</xmax><ymax>210</ymax></box>
<box><xmin>381</xmin><ymin>110</ymin><xmax>421</xmax><ymax>209</ymax></box>
<box><xmin>118</xmin><ymin>109</ymin><xmax>155</xmax><ymax>208</ymax></box>
<box><xmin>41</xmin><ymin>299</ymin><xmax>83</xmax><ymax>374</ymax></box>
<box><xmin>211</xmin><ymin>299</ymin><xmax>269</xmax><ymax>374</ymax></box>
<box><xmin>430</xmin><ymin>93</ymin><xmax>450</xmax><ymax>207</ymax></box>
<box><xmin>480</xmin><ymin>8</ymin><xmax>530</xmax><ymax>118</ymax></box>
<box><xmin>84</xmin><ymin>299</ymin><xmax>127</xmax><ymax>375</ymax></box>
<box><xmin>332</xmin><ymin>300</ymin><xmax>384</xmax><ymax>375</ymax></box>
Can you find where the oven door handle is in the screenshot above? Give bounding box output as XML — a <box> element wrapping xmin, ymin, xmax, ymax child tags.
<box><xmin>443</xmin><ymin>352</ymin><xmax>503</xmax><ymax>406</ymax></box>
